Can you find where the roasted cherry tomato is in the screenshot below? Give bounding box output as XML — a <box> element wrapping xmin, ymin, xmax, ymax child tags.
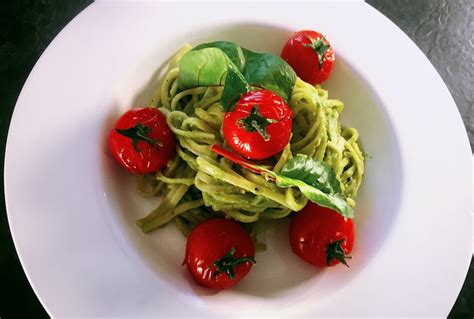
<box><xmin>184</xmin><ymin>218</ymin><xmax>256</xmax><ymax>289</ymax></box>
<box><xmin>223</xmin><ymin>90</ymin><xmax>292</xmax><ymax>160</ymax></box>
<box><xmin>108</xmin><ymin>107</ymin><xmax>175</xmax><ymax>174</ymax></box>
<box><xmin>289</xmin><ymin>202</ymin><xmax>354</xmax><ymax>267</ymax></box>
<box><xmin>281</xmin><ymin>30</ymin><xmax>335</xmax><ymax>84</ymax></box>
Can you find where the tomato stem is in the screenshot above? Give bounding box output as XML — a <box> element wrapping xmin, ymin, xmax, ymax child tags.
<box><xmin>325</xmin><ymin>239</ymin><xmax>351</xmax><ymax>267</ymax></box>
<box><xmin>213</xmin><ymin>247</ymin><xmax>256</xmax><ymax>280</ymax></box>
<box><xmin>115</xmin><ymin>123</ymin><xmax>163</xmax><ymax>151</ymax></box>
<box><xmin>237</xmin><ymin>106</ymin><xmax>276</xmax><ymax>141</ymax></box>
<box><xmin>304</xmin><ymin>35</ymin><xmax>330</xmax><ymax>69</ymax></box>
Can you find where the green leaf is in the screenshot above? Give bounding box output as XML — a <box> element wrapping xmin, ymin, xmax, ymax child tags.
<box><xmin>276</xmin><ymin>154</ymin><xmax>354</xmax><ymax>218</ymax></box>
<box><xmin>210</xmin><ymin>146</ymin><xmax>354</xmax><ymax>219</ymax></box>
<box><xmin>242</xmin><ymin>49</ymin><xmax>296</xmax><ymax>102</ymax></box>
<box><xmin>274</xmin><ymin>174</ymin><xmax>354</xmax><ymax>219</ymax></box>
<box><xmin>279</xmin><ymin>154</ymin><xmax>341</xmax><ymax>195</ymax></box>
<box><xmin>220</xmin><ymin>65</ymin><xmax>249</xmax><ymax>111</ymax></box>
<box><xmin>194</xmin><ymin>41</ymin><xmax>246</xmax><ymax>72</ymax></box>
<box><xmin>177</xmin><ymin>47</ymin><xmax>233</xmax><ymax>89</ymax></box>
<box><xmin>177</xmin><ymin>41</ymin><xmax>297</xmax><ymax>110</ymax></box>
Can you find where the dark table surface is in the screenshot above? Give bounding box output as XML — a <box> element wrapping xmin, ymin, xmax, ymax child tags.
<box><xmin>0</xmin><ymin>1</ymin><xmax>472</xmax><ymax>317</ymax></box>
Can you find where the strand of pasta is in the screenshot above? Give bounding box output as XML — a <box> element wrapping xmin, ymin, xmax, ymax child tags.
<box><xmin>137</xmin><ymin>45</ymin><xmax>364</xmax><ymax>235</ymax></box>
<box><xmin>196</xmin><ymin>157</ymin><xmax>306</xmax><ymax>212</ymax></box>
<box><xmin>289</xmin><ymin>78</ymin><xmax>364</xmax><ymax>206</ymax></box>
<box><xmin>136</xmin><ymin>166</ymin><xmax>196</xmax><ymax>232</ymax></box>
<box><xmin>162</xmin><ymin>84</ymin><xmax>306</xmax><ymax>223</ymax></box>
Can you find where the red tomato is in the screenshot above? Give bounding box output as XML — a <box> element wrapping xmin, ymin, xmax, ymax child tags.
<box><xmin>289</xmin><ymin>202</ymin><xmax>354</xmax><ymax>267</ymax></box>
<box><xmin>108</xmin><ymin>107</ymin><xmax>175</xmax><ymax>174</ymax></box>
<box><xmin>281</xmin><ymin>30</ymin><xmax>335</xmax><ymax>84</ymax></box>
<box><xmin>223</xmin><ymin>90</ymin><xmax>292</xmax><ymax>160</ymax></box>
<box><xmin>184</xmin><ymin>218</ymin><xmax>256</xmax><ymax>289</ymax></box>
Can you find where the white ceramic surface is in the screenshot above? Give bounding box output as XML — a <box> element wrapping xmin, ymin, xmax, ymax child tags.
<box><xmin>5</xmin><ymin>2</ymin><xmax>472</xmax><ymax>317</ymax></box>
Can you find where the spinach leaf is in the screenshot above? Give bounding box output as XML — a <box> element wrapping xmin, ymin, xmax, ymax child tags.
<box><xmin>177</xmin><ymin>47</ymin><xmax>232</xmax><ymax>89</ymax></box>
<box><xmin>210</xmin><ymin>145</ymin><xmax>354</xmax><ymax>218</ymax></box>
<box><xmin>242</xmin><ymin>49</ymin><xmax>296</xmax><ymax>102</ymax></box>
<box><xmin>177</xmin><ymin>41</ymin><xmax>297</xmax><ymax>110</ymax></box>
<box><xmin>220</xmin><ymin>66</ymin><xmax>249</xmax><ymax>111</ymax></box>
<box><xmin>194</xmin><ymin>41</ymin><xmax>246</xmax><ymax>72</ymax></box>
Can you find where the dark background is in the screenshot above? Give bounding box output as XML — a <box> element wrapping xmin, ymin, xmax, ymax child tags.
<box><xmin>0</xmin><ymin>1</ymin><xmax>472</xmax><ymax>317</ymax></box>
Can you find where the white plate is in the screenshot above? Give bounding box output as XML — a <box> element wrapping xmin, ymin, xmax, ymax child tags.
<box><xmin>5</xmin><ymin>1</ymin><xmax>472</xmax><ymax>317</ymax></box>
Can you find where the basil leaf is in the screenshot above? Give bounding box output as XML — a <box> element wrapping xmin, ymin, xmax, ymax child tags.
<box><xmin>277</xmin><ymin>154</ymin><xmax>354</xmax><ymax>218</ymax></box>
<box><xmin>242</xmin><ymin>49</ymin><xmax>296</xmax><ymax>102</ymax></box>
<box><xmin>275</xmin><ymin>175</ymin><xmax>353</xmax><ymax>218</ymax></box>
<box><xmin>210</xmin><ymin>145</ymin><xmax>355</xmax><ymax>219</ymax></box>
<box><xmin>194</xmin><ymin>41</ymin><xmax>246</xmax><ymax>72</ymax></box>
<box><xmin>177</xmin><ymin>47</ymin><xmax>233</xmax><ymax>89</ymax></box>
<box><xmin>279</xmin><ymin>154</ymin><xmax>341</xmax><ymax>195</ymax></box>
<box><xmin>220</xmin><ymin>66</ymin><xmax>249</xmax><ymax>111</ymax></box>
